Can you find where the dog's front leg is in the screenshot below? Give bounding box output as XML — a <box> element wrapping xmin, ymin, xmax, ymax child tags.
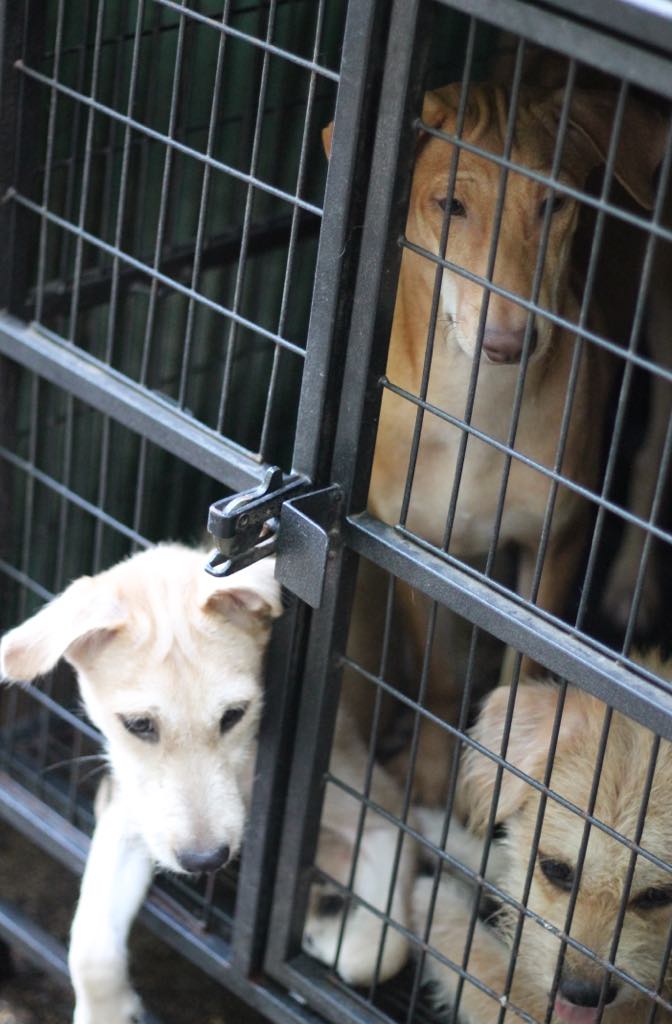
<box><xmin>69</xmin><ymin>793</ymin><xmax>153</xmax><ymax>1024</ymax></box>
<box><xmin>412</xmin><ymin>875</ymin><xmax>541</xmax><ymax>1023</ymax></box>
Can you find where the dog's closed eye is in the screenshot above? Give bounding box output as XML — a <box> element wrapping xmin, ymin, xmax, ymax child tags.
<box><xmin>631</xmin><ymin>886</ymin><xmax>672</xmax><ymax>911</ymax></box>
<box><xmin>119</xmin><ymin>715</ymin><xmax>158</xmax><ymax>743</ymax></box>
<box><xmin>538</xmin><ymin>193</ymin><xmax>568</xmax><ymax>219</ymax></box>
<box><xmin>539</xmin><ymin>854</ymin><xmax>575</xmax><ymax>891</ymax></box>
<box><xmin>220</xmin><ymin>703</ymin><xmax>249</xmax><ymax>734</ymax></box>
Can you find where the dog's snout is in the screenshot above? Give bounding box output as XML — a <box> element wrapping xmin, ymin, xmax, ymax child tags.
<box><xmin>555</xmin><ymin>973</ymin><xmax>618</xmax><ymax>1021</ymax></box>
<box><xmin>176</xmin><ymin>844</ymin><xmax>231</xmax><ymax>875</ymax></box>
<box><xmin>482</xmin><ymin>325</ymin><xmax>538</xmax><ymax>365</ymax></box>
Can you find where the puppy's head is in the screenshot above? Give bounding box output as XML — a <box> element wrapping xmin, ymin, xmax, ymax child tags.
<box><xmin>0</xmin><ymin>544</ymin><xmax>282</xmax><ymax>875</ymax></box>
<box><xmin>405</xmin><ymin>83</ymin><xmax>665</xmax><ymax>364</ymax></box>
<box><xmin>462</xmin><ymin>681</ymin><xmax>672</xmax><ymax>1019</ymax></box>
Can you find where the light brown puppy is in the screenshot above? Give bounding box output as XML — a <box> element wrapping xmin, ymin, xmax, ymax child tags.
<box><xmin>413</xmin><ymin>670</ymin><xmax>672</xmax><ymax>1023</ymax></box>
<box><xmin>327</xmin><ymin>83</ymin><xmax>664</xmax><ymax>801</ymax></box>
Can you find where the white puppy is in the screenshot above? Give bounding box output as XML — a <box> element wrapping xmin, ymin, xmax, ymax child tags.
<box><xmin>1</xmin><ymin>544</ymin><xmax>280</xmax><ymax>1024</ymax></box>
<box><xmin>0</xmin><ymin>544</ymin><xmax>414</xmax><ymax>1022</ymax></box>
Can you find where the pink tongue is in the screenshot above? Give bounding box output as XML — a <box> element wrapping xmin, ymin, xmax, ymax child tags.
<box><xmin>554</xmin><ymin>998</ymin><xmax>600</xmax><ymax>1024</ymax></box>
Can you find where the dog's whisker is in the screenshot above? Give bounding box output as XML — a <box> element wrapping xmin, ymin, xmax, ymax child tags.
<box><xmin>79</xmin><ymin>762</ymin><xmax>111</xmax><ymax>786</ymax></box>
<box><xmin>41</xmin><ymin>753</ymin><xmax>108</xmax><ymax>776</ymax></box>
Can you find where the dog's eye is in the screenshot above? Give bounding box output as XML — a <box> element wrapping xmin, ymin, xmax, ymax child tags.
<box><xmin>220</xmin><ymin>704</ymin><xmax>248</xmax><ymax>734</ymax></box>
<box><xmin>437</xmin><ymin>196</ymin><xmax>466</xmax><ymax>217</ymax></box>
<box><xmin>119</xmin><ymin>715</ymin><xmax>158</xmax><ymax>743</ymax></box>
<box><xmin>632</xmin><ymin>886</ymin><xmax>672</xmax><ymax>911</ymax></box>
<box><xmin>316</xmin><ymin>892</ymin><xmax>346</xmax><ymax>917</ymax></box>
<box><xmin>539</xmin><ymin>855</ymin><xmax>575</xmax><ymax>890</ymax></box>
<box><xmin>539</xmin><ymin>194</ymin><xmax>566</xmax><ymax>218</ymax></box>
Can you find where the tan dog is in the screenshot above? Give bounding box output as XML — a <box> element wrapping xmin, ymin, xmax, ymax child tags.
<box><xmin>413</xmin><ymin>668</ymin><xmax>672</xmax><ymax>1022</ymax></box>
<box><xmin>0</xmin><ymin>546</ymin><xmax>415</xmax><ymax>1023</ymax></box>
<box><xmin>326</xmin><ymin>83</ymin><xmax>664</xmax><ymax>801</ymax></box>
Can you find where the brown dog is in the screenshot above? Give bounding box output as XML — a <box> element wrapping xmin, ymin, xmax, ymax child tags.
<box><xmin>326</xmin><ymin>83</ymin><xmax>664</xmax><ymax>801</ymax></box>
<box><xmin>413</xmin><ymin>667</ymin><xmax>672</xmax><ymax>1023</ymax></box>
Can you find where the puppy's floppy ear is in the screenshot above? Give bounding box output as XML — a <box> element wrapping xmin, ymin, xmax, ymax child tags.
<box><xmin>200</xmin><ymin>555</ymin><xmax>283</xmax><ymax>625</ymax></box>
<box><xmin>0</xmin><ymin>576</ymin><xmax>126</xmax><ymax>683</ymax></box>
<box><xmin>322</xmin><ymin>122</ymin><xmax>334</xmax><ymax>159</ymax></box>
<box><xmin>462</xmin><ymin>681</ymin><xmax>582</xmax><ymax>834</ymax></box>
<box><xmin>535</xmin><ymin>89</ymin><xmax>667</xmax><ymax>209</ymax></box>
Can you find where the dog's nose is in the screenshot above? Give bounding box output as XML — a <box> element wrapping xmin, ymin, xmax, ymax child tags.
<box><xmin>555</xmin><ymin>973</ymin><xmax>618</xmax><ymax>1021</ymax></box>
<box><xmin>176</xmin><ymin>844</ymin><xmax>230</xmax><ymax>874</ymax></box>
<box><xmin>482</xmin><ymin>325</ymin><xmax>538</xmax><ymax>364</ymax></box>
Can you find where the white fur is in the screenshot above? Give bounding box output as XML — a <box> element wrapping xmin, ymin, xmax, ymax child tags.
<box><xmin>1</xmin><ymin>544</ymin><xmax>415</xmax><ymax>1020</ymax></box>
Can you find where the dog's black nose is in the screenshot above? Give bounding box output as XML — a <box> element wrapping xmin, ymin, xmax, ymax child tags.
<box><xmin>177</xmin><ymin>844</ymin><xmax>230</xmax><ymax>874</ymax></box>
<box><xmin>558</xmin><ymin>973</ymin><xmax>618</xmax><ymax>1008</ymax></box>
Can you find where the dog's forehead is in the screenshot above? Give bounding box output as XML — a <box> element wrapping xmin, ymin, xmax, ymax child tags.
<box><xmin>424</xmin><ymin>83</ymin><xmax>575</xmax><ymax>183</ymax></box>
<box><xmin>539</xmin><ymin>723</ymin><xmax>672</xmax><ymax>868</ymax></box>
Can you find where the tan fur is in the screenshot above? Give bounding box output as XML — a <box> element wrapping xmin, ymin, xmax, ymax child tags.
<box><xmin>325</xmin><ymin>83</ymin><xmax>664</xmax><ymax>802</ymax></box>
<box><xmin>413</xmin><ymin>671</ymin><xmax>672</xmax><ymax>1022</ymax></box>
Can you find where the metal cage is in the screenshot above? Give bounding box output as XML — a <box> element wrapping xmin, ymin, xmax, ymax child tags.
<box><xmin>2</xmin><ymin>1</ymin><xmax>672</xmax><ymax>1023</ymax></box>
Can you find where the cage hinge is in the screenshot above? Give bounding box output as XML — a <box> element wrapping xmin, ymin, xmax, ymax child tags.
<box><xmin>206</xmin><ymin>467</ymin><xmax>309</xmax><ymax>577</ymax></box>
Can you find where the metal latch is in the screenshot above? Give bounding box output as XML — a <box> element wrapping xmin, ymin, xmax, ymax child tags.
<box><xmin>206</xmin><ymin>468</ymin><xmax>343</xmax><ymax>609</ymax></box>
<box><xmin>206</xmin><ymin>467</ymin><xmax>307</xmax><ymax>577</ymax></box>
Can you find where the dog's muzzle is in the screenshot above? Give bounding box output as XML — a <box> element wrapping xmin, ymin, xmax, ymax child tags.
<box><xmin>554</xmin><ymin>972</ymin><xmax>618</xmax><ymax>1023</ymax></box>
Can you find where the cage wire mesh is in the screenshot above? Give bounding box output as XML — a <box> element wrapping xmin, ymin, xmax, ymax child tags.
<box><xmin>10</xmin><ymin>0</ymin><xmax>344</xmax><ymax>463</ymax></box>
<box><xmin>0</xmin><ymin>0</ymin><xmax>348</xmax><ymax>1007</ymax></box>
<box><xmin>298</xmin><ymin>2</ymin><xmax>672</xmax><ymax>1023</ymax></box>
<box><xmin>2</xmin><ymin>1</ymin><xmax>672</xmax><ymax>1024</ymax></box>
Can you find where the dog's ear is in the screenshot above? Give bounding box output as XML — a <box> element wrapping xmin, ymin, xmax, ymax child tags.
<box><xmin>462</xmin><ymin>681</ymin><xmax>585</xmax><ymax>833</ymax></box>
<box><xmin>322</xmin><ymin>122</ymin><xmax>334</xmax><ymax>159</ymax></box>
<box><xmin>325</xmin><ymin>89</ymin><xmax>454</xmax><ymax>160</ymax></box>
<box><xmin>200</xmin><ymin>556</ymin><xmax>283</xmax><ymax>625</ymax></box>
<box><xmin>536</xmin><ymin>89</ymin><xmax>667</xmax><ymax>209</ymax></box>
<box><xmin>421</xmin><ymin>89</ymin><xmax>452</xmax><ymax>131</ymax></box>
<box><xmin>420</xmin><ymin>88</ymin><xmax>456</xmax><ymax>134</ymax></box>
<box><xmin>0</xmin><ymin>576</ymin><xmax>126</xmax><ymax>683</ymax></box>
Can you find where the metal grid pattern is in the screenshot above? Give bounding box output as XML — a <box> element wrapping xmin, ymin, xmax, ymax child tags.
<box><xmin>5</xmin><ymin>0</ymin><xmax>344</xmax><ymax>468</ymax></box>
<box><xmin>263</xmin><ymin>2</ymin><xmax>672</xmax><ymax>1024</ymax></box>
<box><xmin>352</xmin><ymin>5</ymin><xmax>672</xmax><ymax>681</ymax></box>
<box><xmin>1</xmin><ymin>1</ymin><xmax>672</xmax><ymax>1024</ymax></box>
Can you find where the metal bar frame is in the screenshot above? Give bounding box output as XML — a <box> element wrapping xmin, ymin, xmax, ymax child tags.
<box><xmin>262</xmin><ymin>1</ymin><xmax>672</xmax><ymax>1023</ymax></box>
<box><xmin>2</xmin><ymin>0</ymin><xmax>672</xmax><ymax>1023</ymax></box>
<box><xmin>0</xmin><ymin>0</ymin><xmax>394</xmax><ymax>1017</ymax></box>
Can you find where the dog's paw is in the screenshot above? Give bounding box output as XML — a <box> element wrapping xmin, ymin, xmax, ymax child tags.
<box><xmin>303</xmin><ymin>884</ymin><xmax>409</xmax><ymax>986</ymax></box>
